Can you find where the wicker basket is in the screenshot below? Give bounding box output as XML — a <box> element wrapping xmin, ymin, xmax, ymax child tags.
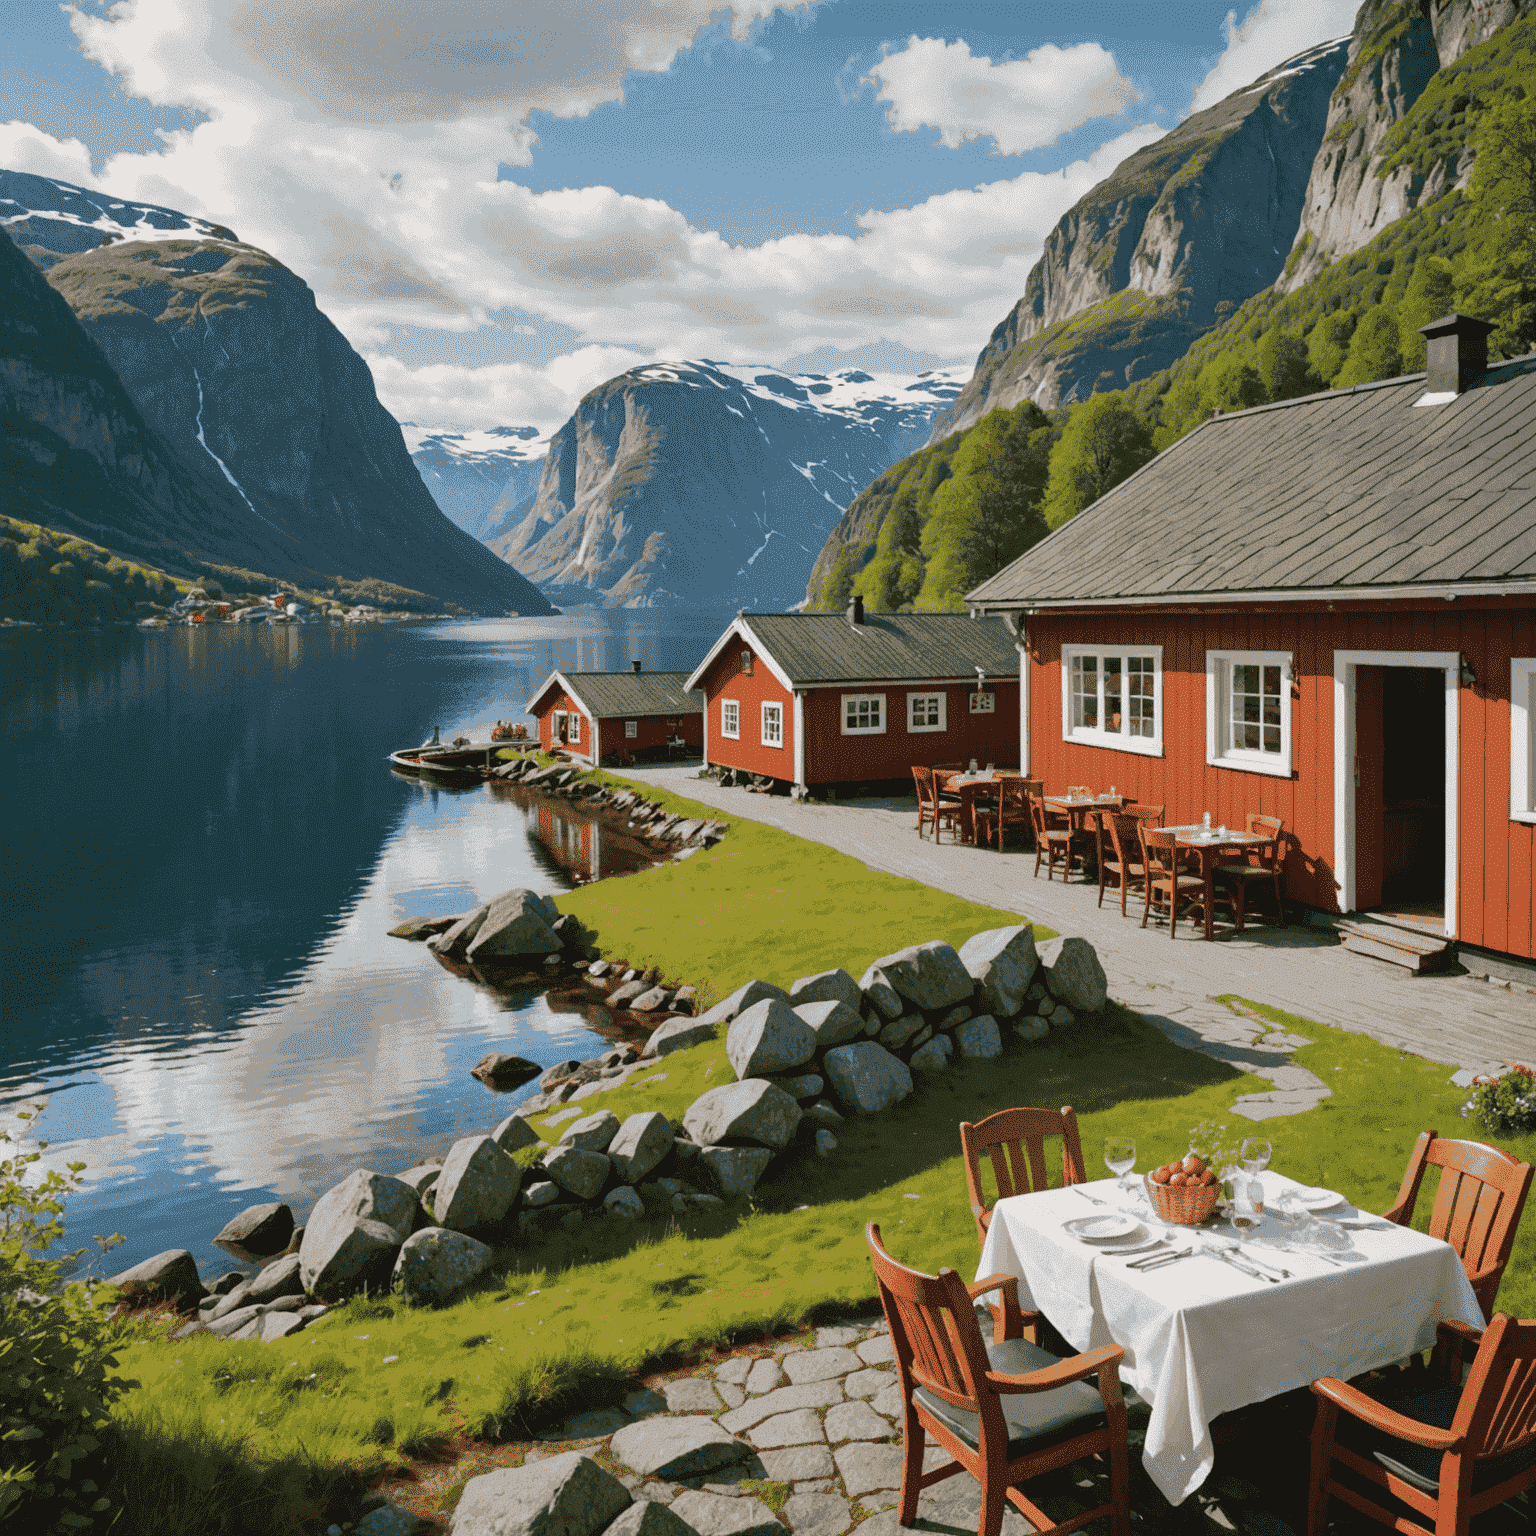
<box><xmin>1144</xmin><ymin>1172</ymin><xmax>1221</xmax><ymax>1225</ymax></box>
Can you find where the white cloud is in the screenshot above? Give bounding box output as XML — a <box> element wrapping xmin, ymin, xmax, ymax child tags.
<box><xmin>1189</xmin><ymin>0</ymin><xmax>1360</xmax><ymax>115</ymax></box>
<box><xmin>0</xmin><ymin>120</ymin><xmax>97</xmax><ymax>183</ymax></box>
<box><xmin>865</xmin><ymin>35</ymin><xmax>1139</xmax><ymax>155</ymax></box>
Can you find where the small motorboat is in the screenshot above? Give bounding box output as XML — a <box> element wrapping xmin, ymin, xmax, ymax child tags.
<box><xmin>388</xmin><ymin>739</ymin><xmax>495</xmax><ymax>780</ymax></box>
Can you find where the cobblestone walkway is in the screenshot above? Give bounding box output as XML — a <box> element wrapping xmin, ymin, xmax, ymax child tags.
<box><xmin>617</xmin><ymin>769</ymin><xmax>1534</xmax><ymax>1081</ymax></box>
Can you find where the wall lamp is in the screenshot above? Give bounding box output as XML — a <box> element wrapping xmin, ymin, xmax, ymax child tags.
<box><xmin>1460</xmin><ymin>654</ymin><xmax>1477</xmax><ymax>688</ymax></box>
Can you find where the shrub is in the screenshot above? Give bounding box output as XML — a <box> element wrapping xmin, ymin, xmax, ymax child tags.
<box><xmin>0</xmin><ymin>1104</ymin><xmax>129</xmax><ymax>1534</ymax></box>
<box><xmin>1462</xmin><ymin>1064</ymin><xmax>1536</xmax><ymax>1135</ymax></box>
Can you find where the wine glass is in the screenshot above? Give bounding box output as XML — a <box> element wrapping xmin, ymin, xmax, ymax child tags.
<box><xmin>1104</xmin><ymin>1136</ymin><xmax>1136</xmax><ymax>1192</ymax></box>
<box><xmin>1240</xmin><ymin>1137</ymin><xmax>1272</xmax><ymax>1217</ymax></box>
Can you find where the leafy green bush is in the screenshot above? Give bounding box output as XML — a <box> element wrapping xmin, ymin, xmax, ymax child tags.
<box><xmin>1462</xmin><ymin>1065</ymin><xmax>1536</xmax><ymax>1136</ymax></box>
<box><xmin>0</xmin><ymin>1104</ymin><xmax>129</xmax><ymax>1534</ymax></box>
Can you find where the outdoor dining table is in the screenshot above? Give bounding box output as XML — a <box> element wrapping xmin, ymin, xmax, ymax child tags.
<box><xmin>976</xmin><ymin>1172</ymin><xmax>1484</xmax><ymax>1505</ymax></box>
<box><xmin>1167</xmin><ymin>825</ymin><xmax>1272</xmax><ymax>940</ymax></box>
<box><xmin>1042</xmin><ymin>793</ymin><xmax>1123</xmax><ymax>875</ymax></box>
<box><xmin>939</xmin><ymin>771</ymin><xmax>1019</xmax><ymax>843</ymax></box>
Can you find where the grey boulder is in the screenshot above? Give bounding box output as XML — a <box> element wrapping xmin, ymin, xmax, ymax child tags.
<box><xmin>695</xmin><ymin>979</ymin><xmax>790</xmax><ymax>1030</ymax></box>
<box><xmin>1037</xmin><ymin>936</ymin><xmax>1108</xmax><ymax>1014</ymax></box>
<box><xmin>866</xmin><ymin>940</ymin><xmax>973</xmax><ymax>1012</ymax></box>
<box><xmin>107</xmin><ymin>1249</ymin><xmax>204</xmax><ymax>1308</ymax></box>
<box><xmin>611</xmin><ymin>1415</ymin><xmax>750</xmax><ymax>1478</ymax></box>
<box><xmin>683</xmin><ymin>1080</ymin><xmax>801</xmax><ymax>1150</ymax></box>
<box><xmin>392</xmin><ymin>1227</ymin><xmax>493</xmax><ymax>1305</ymax></box>
<box><xmin>857</xmin><ymin>967</ymin><xmax>904</xmax><ymax>1021</ymax></box>
<box><xmin>776</xmin><ymin>1073</ymin><xmax>824</xmax><ymax>1101</ymax></box>
<box><xmin>909</xmin><ymin>1035</ymin><xmax>953</xmax><ymax>1073</ymax></box>
<box><xmin>465</xmin><ymin>888</ymin><xmax>562</xmax><ymax>962</ymax></box>
<box><xmin>395</xmin><ymin>1163</ymin><xmax>444</xmax><ymax>1198</ymax></box>
<box><xmin>875</xmin><ymin>1015</ymin><xmax>924</xmax><ymax>1052</ymax></box>
<box><xmin>433</xmin><ymin>905</ymin><xmax>487</xmax><ymax>958</ymax></box>
<box><xmin>432</xmin><ymin>1136</ymin><xmax>523</xmax><ymax>1232</ymax></box>
<box><xmin>792</xmin><ymin>999</ymin><xmax>865</xmax><ymax>1051</ymax></box>
<box><xmin>560</xmin><ymin>1110</ymin><xmax>621</xmax><ymax>1153</ymax></box>
<box><xmin>699</xmin><ymin>1146</ymin><xmax>773</xmax><ymax>1200</ymax></box>
<box><xmin>212</xmin><ymin>1201</ymin><xmax>294</xmax><ymax>1259</ymax></box>
<box><xmin>954</xmin><ymin>1015</ymin><xmax>1003</xmax><ymax>1059</ymax></box>
<box><xmin>608</xmin><ymin>1111</ymin><xmax>674</xmax><ymax>1184</ymax></box>
<box><xmin>788</xmin><ymin>968</ymin><xmax>863</xmax><ymax>1014</ymax></box>
<box><xmin>959</xmin><ymin>924</ymin><xmax>1039</xmax><ymax>1019</ymax></box>
<box><xmin>544</xmin><ymin>1145</ymin><xmax>611</xmax><ymax>1200</ymax></box>
<box><xmin>493</xmin><ymin>1113</ymin><xmax>540</xmax><ymax>1154</ymax></box>
<box><xmin>1015</xmin><ymin>1017</ymin><xmax>1050</xmax><ymax>1043</ymax></box>
<box><xmin>604</xmin><ymin>1186</ymin><xmax>645</xmax><ymax>1220</ymax></box>
<box><xmin>822</xmin><ymin>1043</ymin><xmax>913</xmax><ymax>1115</ymax></box>
<box><xmin>447</xmin><ymin>1450</ymin><xmax>632</xmax><ymax>1536</ymax></box>
<box><xmin>299</xmin><ymin>1218</ymin><xmax>400</xmax><ymax>1302</ymax></box>
<box><xmin>726</xmin><ymin>998</ymin><xmax>816</xmax><ymax>1079</ymax></box>
<box><xmin>641</xmin><ymin>1017</ymin><xmax>719</xmax><ymax>1058</ymax></box>
<box><xmin>601</xmin><ymin>1501</ymin><xmax>699</xmax><ymax>1536</ymax></box>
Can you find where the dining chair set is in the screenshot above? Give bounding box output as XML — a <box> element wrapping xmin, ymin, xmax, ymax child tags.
<box><xmin>866</xmin><ymin>1108</ymin><xmax>1534</xmax><ymax>1536</ymax></box>
<box><xmin>912</xmin><ymin>767</ymin><xmax>1039</xmax><ymax>851</ymax></box>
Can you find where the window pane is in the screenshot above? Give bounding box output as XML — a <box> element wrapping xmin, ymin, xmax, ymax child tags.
<box><xmin>1264</xmin><ymin>725</ymin><xmax>1281</xmax><ymax>753</ymax></box>
<box><xmin>1264</xmin><ymin>665</ymin><xmax>1281</xmax><ymax>696</ymax></box>
<box><xmin>1072</xmin><ymin>655</ymin><xmax>1098</xmax><ymax>729</ymax></box>
<box><xmin>1128</xmin><ymin>656</ymin><xmax>1155</xmax><ymax>737</ymax></box>
<box><xmin>1104</xmin><ymin>657</ymin><xmax>1123</xmax><ymax>733</ymax></box>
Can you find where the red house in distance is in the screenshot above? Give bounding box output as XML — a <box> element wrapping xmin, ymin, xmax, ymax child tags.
<box><xmin>525</xmin><ymin>665</ymin><xmax>702</xmax><ymax>767</ymax></box>
<box><xmin>686</xmin><ymin>600</ymin><xmax>1020</xmax><ymax>793</ymax></box>
<box><xmin>967</xmin><ymin>316</ymin><xmax>1536</xmax><ymax>972</ymax></box>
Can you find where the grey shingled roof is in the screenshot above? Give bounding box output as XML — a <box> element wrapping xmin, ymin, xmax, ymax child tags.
<box><xmin>742</xmin><ymin>612</ymin><xmax>1017</xmax><ymax>684</ymax></box>
<box><xmin>967</xmin><ymin>354</ymin><xmax>1536</xmax><ymax>610</ymax></box>
<box><xmin>544</xmin><ymin>672</ymin><xmax>700</xmax><ymax>718</ymax></box>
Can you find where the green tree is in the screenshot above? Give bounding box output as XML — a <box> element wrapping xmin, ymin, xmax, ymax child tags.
<box><xmin>1457</xmin><ymin>91</ymin><xmax>1536</xmax><ymax>357</ymax></box>
<box><xmin>819</xmin><ymin>553</ymin><xmax>853</xmax><ymax>611</ymax></box>
<box><xmin>1398</xmin><ymin>256</ymin><xmax>1457</xmax><ymax>369</ymax></box>
<box><xmin>1334</xmin><ymin>304</ymin><xmax>1402</xmax><ymax>386</ymax></box>
<box><xmin>1041</xmin><ymin>392</ymin><xmax>1155</xmax><ymax>528</ymax></box>
<box><xmin>1255</xmin><ymin>329</ymin><xmax>1316</xmax><ymax>400</ymax></box>
<box><xmin>1151</xmin><ymin>375</ymin><xmax>1202</xmax><ymax>450</ymax></box>
<box><xmin>1308</xmin><ymin>309</ymin><xmax>1357</xmax><ymax>386</ymax></box>
<box><xmin>1198</xmin><ymin>355</ymin><xmax>1268</xmax><ymax>415</ymax></box>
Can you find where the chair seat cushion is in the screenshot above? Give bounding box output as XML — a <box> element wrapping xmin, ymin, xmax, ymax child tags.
<box><xmin>913</xmin><ymin>1336</ymin><xmax>1107</xmax><ymax>1461</ymax></box>
<box><xmin>1214</xmin><ymin>864</ymin><xmax>1271</xmax><ymax>878</ymax></box>
<box><xmin>1339</xmin><ymin>1379</ymin><xmax>1536</xmax><ymax>1495</ymax></box>
<box><xmin>1152</xmin><ymin>874</ymin><xmax>1204</xmax><ymax>889</ymax></box>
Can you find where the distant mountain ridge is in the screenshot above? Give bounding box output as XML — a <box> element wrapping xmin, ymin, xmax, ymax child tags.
<box><xmin>495</xmin><ymin>360</ymin><xmax>964</xmax><ymax>609</ymax></box>
<box><xmin>0</xmin><ymin>170</ymin><xmax>550</xmax><ymax>614</ymax></box>
<box><xmin>405</xmin><ymin>424</ymin><xmax>546</xmax><ymax>544</ymax></box>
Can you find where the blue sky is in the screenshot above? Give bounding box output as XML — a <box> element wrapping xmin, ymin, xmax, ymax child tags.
<box><xmin>4</xmin><ymin>0</ymin><xmax>1360</xmax><ymax>430</ymax></box>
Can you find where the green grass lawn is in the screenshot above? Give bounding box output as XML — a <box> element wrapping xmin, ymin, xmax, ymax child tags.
<box><xmin>91</xmin><ymin>784</ymin><xmax>1536</xmax><ymax>1536</ymax></box>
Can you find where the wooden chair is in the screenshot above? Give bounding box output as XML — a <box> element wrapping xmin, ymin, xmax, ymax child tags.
<box><xmin>1214</xmin><ymin>813</ymin><xmax>1286</xmax><ymax>930</ymax></box>
<box><xmin>978</xmin><ymin>776</ymin><xmax>1039</xmax><ymax>851</ymax></box>
<box><xmin>1028</xmin><ymin>792</ymin><xmax>1088</xmax><ymax>880</ymax></box>
<box><xmin>866</xmin><ymin>1222</ymin><xmax>1130</xmax><ymax>1536</ymax></box>
<box><xmin>913</xmin><ymin>765</ymin><xmax>963</xmax><ymax>842</ymax></box>
<box><xmin>1307</xmin><ymin>1313</ymin><xmax>1536</xmax><ymax>1536</ymax></box>
<box><xmin>1382</xmin><ymin>1132</ymin><xmax>1533</xmax><ymax>1322</ymax></box>
<box><xmin>1123</xmin><ymin>802</ymin><xmax>1163</xmax><ymax>825</ymax></box>
<box><xmin>961</xmin><ymin>1107</ymin><xmax>1087</xmax><ymax>1247</ymax></box>
<box><xmin>1097</xmin><ymin>813</ymin><xmax>1147</xmax><ymax>916</ymax></box>
<box><xmin>1139</xmin><ymin>826</ymin><xmax>1205</xmax><ymax>937</ymax></box>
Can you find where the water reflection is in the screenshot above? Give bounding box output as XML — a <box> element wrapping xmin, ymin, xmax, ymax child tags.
<box><xmin>0</xmin><ymin>612</ymin><xmax>727</xmax><ymax>1277</ymax></box>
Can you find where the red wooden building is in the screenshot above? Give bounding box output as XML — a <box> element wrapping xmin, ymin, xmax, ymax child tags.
<box><xmin>968</xmin><ymin>316</ymin><xmax>1536</xmax><ymax>964</ymax></box>
<box><xmin>524</xmin><ymin>665</ymin><xmax>702</xmax><ymax>768</ymax></box>
<box><xmin>685</xmin><ymin>601</ymin><xmax>1019</xmax><ymax>791</ymax></box>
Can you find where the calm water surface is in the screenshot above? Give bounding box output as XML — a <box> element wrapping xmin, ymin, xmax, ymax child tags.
<box><xmin>0</xmin><ymin>612</ymin><xmax>727</xmax><ymax>1277</ymax></box>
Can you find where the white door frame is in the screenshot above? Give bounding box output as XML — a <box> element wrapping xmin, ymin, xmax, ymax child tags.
<box><xmin>1332</xmin><ymin>649</ymin><xmax>1459</xmax><ymax>936</ymax></box>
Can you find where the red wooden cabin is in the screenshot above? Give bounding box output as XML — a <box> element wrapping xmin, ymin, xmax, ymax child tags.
<box><xmin>524</xmin><ymin>665</ymin><xmax>702</xmax><ymax>768</ymax></box>
<box><xmin>686</xmin><ymin>600</ymin><xmax>1020</xmax><ymax>792</ymax></box>
<box><xmin>968</xmin><ymin>316</ymin><xmax>1536</xmax><ymax>966</ymax></box>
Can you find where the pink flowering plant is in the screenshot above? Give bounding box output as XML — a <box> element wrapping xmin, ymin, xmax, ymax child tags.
<box><xmin>1462</xmin><ymin>1064</ymin><xmax>1536</xmax><ymax>1136</ymax></box>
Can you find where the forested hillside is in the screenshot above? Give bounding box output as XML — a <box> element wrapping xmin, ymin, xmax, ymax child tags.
<box><xmin>807</xmin><ymin>12</ymin><xmax>1536</xmax><ymax>613</ymax></box>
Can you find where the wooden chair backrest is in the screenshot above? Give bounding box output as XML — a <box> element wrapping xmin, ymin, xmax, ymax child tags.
<box><xmin>1139</xmin><ymin>825</ymin><xmax>1181</xmax><ymax>878</ymax></box>
<box><xmin>1125</xmin><ymin>802</ymin><xmax>1164</xmax><ymax>825</ymax></box>
<box><xmin>1458</xmin><ymin>1313</ymin><xmax>1536</xmax><ymax>1458</ymax></box>
<box><xmin>961</xmin><ymin>1106</ymin><xmax>1086</xmax><ymax>1242</ymax></box>
<box><xmin>1246</xmin><ymin>813</ymin><xmax>1285</xmax><ymax>853</ymax></box>
<box><xmin>1026</xmin><ymin>789</ymin><xmax>1048</xmax><ymax>839</ymax></box>
<box><xmin>998</xmin><ymin>776</ymin><xmax>1029</xmax><ymax>814</ymax></box>
<box><xmin>867</xmin><ymin>1222</ymin><xmax>995</xmax><ymax>1419</ymax></box>
<box><xmin>911</xmin><ymin>765</ymin><xmax>934</xmax><ymax>814</ymax></box>
<box><xmin>1106</xmin><ymin>813</ymin><xmax>1142</xmax><ymax>867</ymax></box>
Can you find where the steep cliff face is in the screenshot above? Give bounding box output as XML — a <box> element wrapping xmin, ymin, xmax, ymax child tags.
<box><xmin>929</xmin><ymin>38</ymin><xmax>1349</xmax><ymax>437</ymax></box>
<box><xmin>2</xmin><ymin>170</ymin><xmax>551</xmax><ymax>613</ymax></box>
<box><xmin>406</xmin><ymin>426</ymin><xmax>547</xmax><ymax>542</ymax></box>
<box><xmin>496</xmin><ymin>361</ymin><xmax>963</xmax><ymax>609</ymax></box>
<box><xmin>1280</xmin><ymin>0</ymin><xmax>1532</xmax><ymax>290</ymax></box>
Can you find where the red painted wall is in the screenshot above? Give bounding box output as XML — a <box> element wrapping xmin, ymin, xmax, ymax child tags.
<box><xmin>802</xmin><ymin>681</ymin><xmax>1018</xmax><ymax>783</ymax></box>
<box><xmin>533</xmin><ymin>687</ymin><xmax>590</xmax><ymax>757</ymax></box>
<box><xmin>700</xmin><ymin>639</ymin><xmax>795</xmax><ymax>779</ymax></box>
<box><xmin>1024</xmin><ymin>600</ymin><xmax>1535</xmax><ymax>958</ymax></box>
<box><xmin>596</xmin><ymin>712</ymin><xmax>703</xmax><ymax>764</ymax></box>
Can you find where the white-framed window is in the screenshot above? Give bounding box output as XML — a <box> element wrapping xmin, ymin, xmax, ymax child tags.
<box><xmin>969</xmin><ymin>692</ymin><xmax>995</xmax><ymax>715</ymax></box>
<box><xmin>1206</xmin><ymin>651</ymin><xmax>1291</xmax><ymax>777</ymax></box>
<box><xmin>761</xmin><ymin>700</ymin><xmax>783</xmax><ymax>748</ymax></box>
<box><xmin>1514</xmin><ymin>658</ymin><xmax>1536</xmax><ymax>823</ymax></box>
<box><xmin>553</xmin><ymin>709</ymin><xmax>567</xmax><ymax>742</ymax></box>
<box><xmin>907</xmin><ymin>692</ymin><xmax>946</xmax><ymax>732</ymax></box>
<box><xmin>720</xmin><ymin>699</ymin><xmax>739</xmax><ymax>740</ymax></box>
<box><xmin>842</xmin><ymin>693</ymin><xmax>885</xmax><ymax>734</ymax></box>
<box><xmin>1061</xmin><ymin>645</ymin><xmax>1163</xmax><ymax>756</ymax></box>
<box><xmin>740</xmin><ymin>649</ymin><xmax>754</xmax><ymax>676</ymax></box>
<box><xmin>568</xmin><ymin>713</ymin><xmax>581</xmax><ymax>744</ymax></box>
<box><xmin>624</xmin><ymin>719</ymin><xmax>638</xmax><ymax>739</ymax></box>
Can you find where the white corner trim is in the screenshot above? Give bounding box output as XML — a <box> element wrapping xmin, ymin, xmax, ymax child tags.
<box><xmin>1513</xmin><ymin>659</ymin><xmax>1535</xmax><ymax>823</ymax></box>
<box><xmin>793</xmin><ymin>691</ymin><xmax>806</xmax><ymax>786</ymax></box>
<box><xmin>1332</xmin><ymin>649</ymin><xmax>1459</xmax><ymax>937</ymax></box>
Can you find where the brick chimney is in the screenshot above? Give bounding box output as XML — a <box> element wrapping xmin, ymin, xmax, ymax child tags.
<box><xmin>631</xmin><ymin>659</ymin><xmax>642</xmax><ymax>672</ymax></box>
<box><xmin>1418</xmin><ymin>313</ymin><xmax>1494</xmax><ymax>400</ymax></box>
<box><xmin>847</xmin><ymin>594</ymin><xmax>865</xmax><ymax>626</ymax></box>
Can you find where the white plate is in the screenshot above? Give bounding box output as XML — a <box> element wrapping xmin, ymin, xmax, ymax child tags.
<box><xmin>1063</xmin><ymin>1213</ymin><xmax>1142</xmax><ymax>1243</ymax></box>
<box><xmin>1293</xmin><ymin>1187</ymin><xmax>1346</xmax><ymax>1212</ymax></box>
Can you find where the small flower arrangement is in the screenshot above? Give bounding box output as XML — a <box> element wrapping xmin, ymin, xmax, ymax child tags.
<box><xmin>1462</xmin><ymin>1064</ymin><xmax>1536</xmax><ymax>1135</ymax></box>
<box><xmin>1187</xmin><ymin>1119</ymin><xmax>1245</xmax><ymax>1180</ymax></box>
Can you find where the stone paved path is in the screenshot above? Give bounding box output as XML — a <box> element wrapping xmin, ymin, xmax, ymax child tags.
<box><xmin>617</xmin><ymin>768</ymin><xmax>1534</xmax><ymax>1077</ymax></box>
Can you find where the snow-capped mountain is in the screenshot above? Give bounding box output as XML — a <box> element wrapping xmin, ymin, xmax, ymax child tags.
<box><xmin>494</xmin><ymin>359</ymin><xmax>965</xmax><ymax>609</ymax></box>
<box><xmin>403</xmin><ymin>424</ymin><xmax>546</xmax><ymax>542</ymax></box>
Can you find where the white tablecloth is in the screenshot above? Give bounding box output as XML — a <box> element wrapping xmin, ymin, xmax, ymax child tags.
<box><xmin>975</xmin><ymin>1174</ymin><xmax>1485</xmax><ymax>1505</ymax></box>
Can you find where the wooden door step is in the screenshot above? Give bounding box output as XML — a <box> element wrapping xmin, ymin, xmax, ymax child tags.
<box><xmin>1336</xmin><ymin>915</ymin><xmax>1454</xmax><ymax>974</ymax></box>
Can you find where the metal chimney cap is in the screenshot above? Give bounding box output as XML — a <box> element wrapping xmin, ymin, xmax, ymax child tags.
<box><xmin>1416</xmin><ymin>312</ymin><xmax>1494</xmax><ymax>342</ymax></box>
<box><xmin>631</xmin><ymin>658</ymin><xmax>641</xmax><ymax>672</ymax></box>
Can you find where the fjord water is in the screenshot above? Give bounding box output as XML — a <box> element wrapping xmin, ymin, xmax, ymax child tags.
<box><xmin>0</xmin><ymin>613</ymin><xmax>727</xmax><ymax>1279</ymax></box>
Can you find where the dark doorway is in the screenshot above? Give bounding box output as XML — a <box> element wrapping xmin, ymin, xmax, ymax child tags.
<box><xmin>1355</xmin><ymin>665</ymin><xmax>1445</xmax><ymax>919</ymax></box>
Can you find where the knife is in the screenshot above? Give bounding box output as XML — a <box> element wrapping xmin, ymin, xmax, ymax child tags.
<box><xmin>1210</xmin><ymin>1247</ymin><xmax>1279</xmax><ymax>1284</ymax></box>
